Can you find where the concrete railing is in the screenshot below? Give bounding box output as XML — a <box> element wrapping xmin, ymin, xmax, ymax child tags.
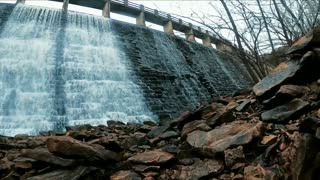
<box><xmin>16</xmin><ymin>0</ymin><xmax>235</xmax><ymax>52</ymax></box>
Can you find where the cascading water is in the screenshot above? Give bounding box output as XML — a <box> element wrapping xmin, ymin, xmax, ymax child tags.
<box><xmin>0</xmin><ymin>4</ymin><xmax>155</xmax><ymax>136</ymax></box>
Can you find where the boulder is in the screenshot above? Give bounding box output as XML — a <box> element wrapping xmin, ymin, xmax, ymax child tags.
<box><xmin>47</xmin><ymin>136</ymin><xmax>121</xmax><ymax>162</ymax></box>
<box><xmin>110</xmin><ymin>170</ymin><xmax>141</xmax><ymax>180</ymax></box>
<box><xmin>27</xmin><ymin>166</ymin><xmax>96</xmax><ymax>180</ymax></box>
<box><xmin>253</xmin><ymin>51</ymin><xmax>319</xmax><ymax>100</ymax></box>
<box><xmin>261</xmin><ymin>99</ymin><xmax>309</xmax><ymax>123</ymax></box>
<box><xmin>187</xmin><ymin>121</ymin><xmax>264</xmax><ymax>156</ymax></box>
<box><xmin>181</xmin><ymin>120</ymin><xmax>211</xmax><ymax>137</ymax></box>
<box><xmin>170</xmin><ymin>159</ymin><xmax>224</xmax><ymax>180</ymax></box>
<box><xmin>21</xmin><ymin>148</ymin><xmax>77</xmax><ymax>167</ymax></box>
<box><xmin>128</xmin><ymin>150</ymin><xmax>174</xmax><ymax>164</ymax></box>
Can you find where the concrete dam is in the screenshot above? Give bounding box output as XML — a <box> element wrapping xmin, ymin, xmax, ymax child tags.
<box><xmin>0</xmin><ymin>2</ymin><xmax>253</xmax><ymax>136</ymax></box>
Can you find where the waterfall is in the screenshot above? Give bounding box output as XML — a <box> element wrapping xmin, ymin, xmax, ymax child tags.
<box><xmin>0</xmin><ymin>4</ymin><xmax>155</xmax><ymax>136</ymax></box>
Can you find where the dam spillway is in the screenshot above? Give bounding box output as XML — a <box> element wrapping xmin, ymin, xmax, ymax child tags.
<box><xmin>0</xmin><ymin>3</ymin><xmax>253</xmax><ymax>136</ymax></box>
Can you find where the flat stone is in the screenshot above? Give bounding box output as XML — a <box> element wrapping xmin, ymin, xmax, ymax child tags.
<box><xmin>132</xmin><ymin>165</ymin><xmax>160</xmax><ymax>172</ymax></box>
<box><xmin>224</xmin><ymin>146</ymin><xmax>245</xmax><ymax>167</ymax></box>
<box><xmin>181</xmin><ymin>120</ymin><xmax>211</xmax><ymax>137</ymax></box>
<box><xmin>147</xmin><ymin>125</ymin><xmax>170</xmax><ymax>139</ymax></box>
<box><xmin>27</xmin><ymin>166</ymin><xmax>96</xmax><ymax>180</ymax></box>
<box><xmin>261</xmin><ymin>135</ymin><xmax>277</xmax><ymax>145</ymax></box>
<box><xmin>128</xmin><ymin>150</ymin><xmax>174</xmax><ymax>164</ymax></box>
<box><xmin>253</xmin><ymin>51</ymin><xmax>318</xmax><ymax>99</ymax></box>
<box><xmin>263</xmin><ymin>85</ymin><xmax>310</xmax><ymax>106</ymax></box>
<box><xmin>47</xmin><ymin>136</ymin><xmax>121</xmax><ymax>162</ymax></box>
<box><xmin>261</xmin><ymin>99</ymin><xmax>309</xmax><ymax>123</ymax></box>
<box><xmin>287</xmin><ymin>28</ymin><xmax>320</xmax><ymax>54</ymax></box>
<box><xmin>171</xmin><ymin>159</ymin><xmax>224</xmax><ymax>180</ymax></box>
<box><xmin>206</xmin><ymin>102</ymin><xmax>236</xmax><ymax>127</ymax></box>
<box><xmin>187</xmin><ymin>121</ymin><xmax>264</xmax><ymax>156</ymax></box>
<box><xmin>21</xmin><ymin>148</ymin><xmax>77</xmax><ymax>167</ymax></box>
<box><xmin>110</xmin><ymin>170</ymin><xmax>141</xmax><ymax>180</ymax></box>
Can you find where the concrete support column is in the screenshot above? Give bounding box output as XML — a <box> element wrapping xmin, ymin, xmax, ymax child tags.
<box><xmin>185</xmin><ymin>23</ymin><xmax>195</xmax><ymax>41</ymax></box>
<box><xmin>62</xmin><ymin>0</ymin><xmax>69</xmax><ymax>12</ymax></box>
<box><xmin>163</xmin><ymin>14</ymin><xmax>174</xmax><ymax>34</ymax></box>
<box><xmin>102</xmin><ymin>0</ymin><xmax>111</xmax><ymax>18</ymax></box>
<box><xmin>136</xmin><ymin>5</ymin><xmax>146</xmax><ymax>26</ymax></box>
<box><xmin>202</xmin><ymin>31</ymin><xmax>213</xmax><ymax>48</ymax></box>
<box><xmin>16</xmin><ymin>0</ymin><xmax>25</xmax><ymax>4</ymax></box>
<box><xmin>202</xmin><ymin>37</ymin><xmax>213</xmax><ymax>48</ymax></box>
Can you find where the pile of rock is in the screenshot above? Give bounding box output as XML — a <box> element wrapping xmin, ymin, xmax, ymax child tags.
<box><xmin>2</xmin><ymin>30</ymin><xmax>320</xmax><ymax>179</ymax></box>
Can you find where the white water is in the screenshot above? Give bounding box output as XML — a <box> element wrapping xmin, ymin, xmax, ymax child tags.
<box><xmin>0</xmin><ymin>5</ymin><xmax>155</xmax><ymax>136</ymax></box>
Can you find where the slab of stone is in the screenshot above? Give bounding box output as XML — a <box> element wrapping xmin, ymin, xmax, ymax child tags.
<box><xmin>261</xmin><ymin>98</ymin><xmax>309</xmax><ymax>123</ymax></box>
<box><xmin>128</xmin><ymin>150</ymin><xmax>174</xmax><ymax>164</ymax></box>
<box><xmin>47</xmin><ymin>136</ymin><xmax>121</xmax><ymax>162</ymax></box>
<box><xmin>253</xmin><ymin>51</ymin><xmax>317</xmax><ymax>99</ymax></box>
<box><xmin>187</xmin><ymin>121</ymin><xmax>264</xmax><ymax>156</ymax></box>
<box><xmin>171</xmin><ymin>159</ymin><xmax>224</xmax><ymax>180</ymax></box>
<box><xmin>181</xmin><ymin>120</ymin><xmax>211</xmax><ymax>137</ymax></box>
<box><xmin>21</xmin><ymin>148</ymin><xmax>77</xmax><ymax>167</ymax></box>
<box><xmin>110</xmin><ymin>170</ymin><xmax>141</xmax><ymax>180</ymax></box>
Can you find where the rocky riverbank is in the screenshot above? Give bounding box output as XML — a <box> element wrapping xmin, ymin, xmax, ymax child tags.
<box><xmin>2</xmin><ymin>30</ymin><xmax>320</xmax><ymax>180</ymax></box>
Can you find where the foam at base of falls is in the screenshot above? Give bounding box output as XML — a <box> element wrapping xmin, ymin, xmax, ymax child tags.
<box><xmin>0</xmin><ymin>4</ymin><xmax>155</xmax><ymax>136</ymax></box>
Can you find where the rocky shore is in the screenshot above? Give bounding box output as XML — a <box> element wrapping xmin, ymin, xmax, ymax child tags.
<box><xmin>2</xmin><ymin>30</ymin><xmax>320</xmax><ymax>180</ymax></box>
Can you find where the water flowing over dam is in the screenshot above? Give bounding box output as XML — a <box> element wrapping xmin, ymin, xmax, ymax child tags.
<box><xmin>0</xmin><ymin>4</ymin><xmax>154</xmax><ymax>136</ymax></box>
<box><xmin>0</xmin><ymin>3</ymin><xmax>253</xmax><ymax>136</ymax></box>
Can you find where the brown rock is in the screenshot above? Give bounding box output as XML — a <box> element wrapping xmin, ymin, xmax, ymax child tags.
<box><xmin>0</xmin><ymin>158</ymin><xmax>13</xmax><ymax>178</ymax></box>
<box><xmin>21</xmin><ymin>148</ymin><xmax>77</xmax><ymax>167</ymax></box>
<box><xmin>224</xmin><ymin>146</ymin><xmax>245</xmax><ymax>167</ymax></box>
<box><xmin>181</xmin><ymin>120</ymin><xmax>211</xmax><ymax>137</ymax></box>
<box><xmin>253</xmin><ymin>51</ymin><xmax>319</xmax><ymax>100</ymax></box>
<box><xmin>47</xmin><ymin>136</ymin><xmax>121</xmax><ymax>162</ymax></box>
<box><xmin>287</xmin><ymin>28</ymin><xmax>320</xmax><ymax>54</ymax></box>
<box><xmin>132</xmin><ymin>165</ymin><xmax>160</xmax><ymax>172</ymax></box>
<box><xmin>187</xmin><ymin>121</ymin><xmax>264</xmax><ymax>156</ymax></box>
<box><xmin>14</xmin><ymin>161</ymin><xmax>32</xmax><ymax>171</ymax></box>
<box><xmin>171</xmin><ymin>159</ymin><xmax>224</xmax><ymax>180</ymax></box>
<box><xmin>27</xmin><ymin>166</ymin><xmax>96</xmax><ymax>180</ymax></box>
<box><xmin>128</xmin><ymin>150</ymin><xmax>174</xmax><ymax>164</ymax></box>
<box><xmin>244</xmin><ymin>165</ymin><xmax>277</xmax><ymax>180</ymax></box>
<box><xmin>110</xmin><ymin>170</ymin><xmax>141</xmax><ymax>180</ymax></box>
<box><xmin>206</xmin><ymin>102</ymin><xmax>236</xmax><ymax>127</ymax></box>
<box><xmin>261</xmin><ymin>99</ymin><xmax>309</xmax><ymax>123</ymax></box>
<box><xmin>261</xmin><ymin>135</ymin><xmax>277</xmax><ymax>145</ymax></box>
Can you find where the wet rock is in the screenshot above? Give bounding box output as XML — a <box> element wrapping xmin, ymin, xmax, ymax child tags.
<box><xmin>261</xmin><ymin>99</ymin><xmax>309</xmax><ymax>123</ymax></box>
<box><xmin>21</xmin><ymin>148</ymin><xmax>77</xmax><ymax>167</ymax></box>
<box><xmin>110</xmin><ymin>170</ymin><xmax>141</xmax><ymax>180</ymax></box>
<box><xmin>253</xmin><ymin>51</ymin><xmax>319</xmax><ymax>99</ymax></box>
<box><xmin>27</xmin><ymin>166</ymin><xmax>96</xmax><ymax>180</ymax></box>
<box><xmin>181</xmin><ymin>120</ymin><xmax>211</xmax><ymax>137</ymax></box>
<box><xmin>171</xmin><ymin>159</ymin><xmax>224</xmax><ymax>180</ymax></box>
<box><xmin>224</xmin><ymin>146</ymin><xmax>245</xmax><ymax>167</ymax></box>
<box><xmin>107</xmin><ymin>120</ymin><xmax>125</xmax><ymax>126</ymax></box>
<box><xmin>47</xmin><ymin>136</ymin><xmax>121</xmax><ymax>162</ymax></box>
<box><xmin>187</xmin><ymin>121</ymin><xmax>264</xmax><ymax>156</ymax></box>
<box><xmin>128</xmin><ymin>150</ymin><xmax>174</xmax><ymax>164</ymax></box>
<box><xmin>263</xmin><ymin>85</ymin><xmax>310</xmax><ymax>106</ymax></box>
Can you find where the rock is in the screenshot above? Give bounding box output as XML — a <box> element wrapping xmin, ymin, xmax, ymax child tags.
<box><xmin>261</xmin><ymin>135</ymin><xmax>277</xmax><ymax>145</ymax></box>
<box><xmin>263</xmin><ymin>85</ymin><xmax>310</xmax><ymax>106</ymax></box>
<box><xmin>150</xmin><ymin>131</ymin><xmax>179</xmax><ymax>144</ymax></box>
<box><xmin>89</xmin><ymin>135</ymin><xmax>122</xmax><ymax>152</ymax></box>
<box><xmin>14</xmin><ymin>161</ymin><xmax>32</xmax><ymax>171</ymax></box>
<box><xmin>47</xmin><ymin>136</ymin><xmax>121</xmax><ymax>162</ymax></box>
<box><xmin>300</xmin><ymin>117</ymin><xmax>320</xmax><ymax>133</ymax></box>
<box><xmin>287</xmin><ymin>28</ymin><xmax>320</xmax><ymax>55</ymax></box>
<box><xmin>128</xmin><ymin>150</ymin><xmax>174</xmax><ymax>164</ymax></box>
<box><xmin>261</xmin><ymin>98</ymin><xmax>309</xmax><ymax>123</ymax></box>
<box><xmin>132</xmin><ymin>165</ymin><xmax>160</xmax><ymax>172</ymax></box>
<box><xmin>21</xmin><ymin>148</ymin><xmax>77</xmax><ymax>167</ymax></box>
<box><xmin>27</xmin><ymin>166</ymin><xmax>96</xmax><ymax>180</ymax></box>
<box><xmin>0</xmin><ymin>158</ymin><xmax>13</xmax><ymax>178</ymax></box>
<box><xmin>206</xmin><ymin>102</ymin><xmax>236</xmax><ymax>127</ymax></box>
<box><xmin>147</xmin><ymin>125</ymin><xmax>170</xmax><ymax>139</ymax></box>
<box><xmin>244</xmin><ymin>165</ymin><xmax>277</xmax><ymax>180</ymax></box>
<box><xmin>224</xmin><ymin>146</ymin><xmax>245</xmax><ymax>167</ymax></box>
<box><xmin>110</xmin><ymin>170</ymin><xmax>141</xmax><ymax>180</ymax></box>
<box><xmin>171</xmin><ymin>159</ymin><xmax>224</xmax><ymax>180</ymax></box>
<box><xmin>187</xmin><ymin>121</ymin><xmax>264</xmax><ymax>156</ymax></box>
<box><xmin>181</xmin><ymin>120</ymin><xmax>211</xmax><ymax>137</ymax></box>
<box><xmin>253</xmin><ymin>51</ymin><xmax>319</xmax><ymax>100</ymax></box>
<box><xmin>121</xmin><ymin>132</ymin><xmax>149</xmax><ymax>150</ymax></box>
<box><xmin>107</xmin><ymin>120</ymin><xmax>125</xmax><ymax>126</ymax></box>
<box><xmin>235</xmin><ymin>99</ymin><xmax>252</xmax><ymax>112</ymax></box>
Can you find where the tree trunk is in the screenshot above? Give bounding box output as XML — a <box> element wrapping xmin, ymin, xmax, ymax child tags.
<box><xmin>219</xmin><ymin>0</ymin><xmax>260</xmax><ymax>83</ymax></box>
<box><xmin>272</xmin><ymin>0</ymin><xmax>291</xmax><ymax>45</ymax></box>
<box><xmin>256</xmin><ymin>0</ymin><xmax>275</xmax><ymax>52</ymax></box>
